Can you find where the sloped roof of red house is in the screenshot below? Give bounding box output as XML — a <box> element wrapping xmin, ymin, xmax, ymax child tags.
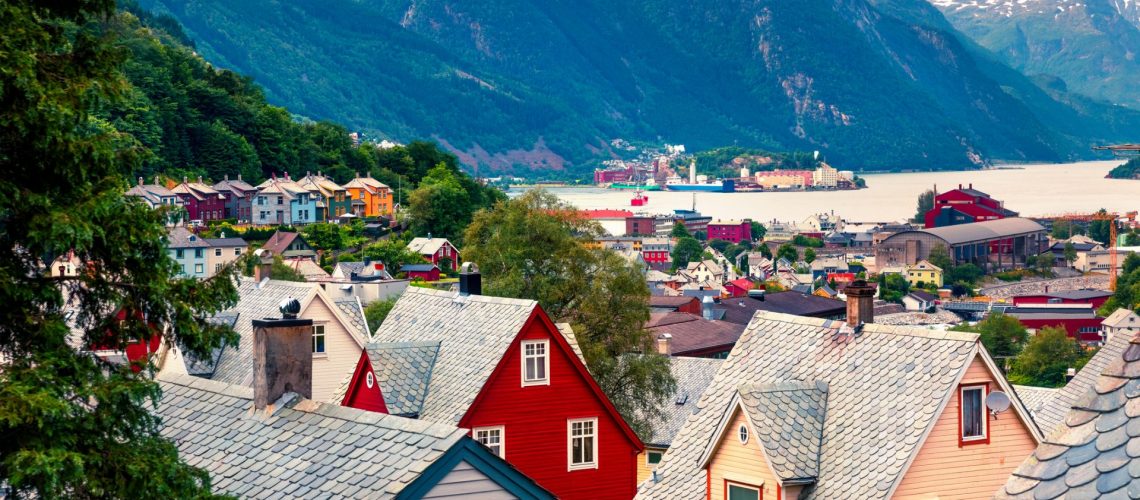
<box><xmin>261</xmin><ymin>230</ymin><xmax>301</xmax><ymax>255</ymax></box>
<box><xmin>728</xmin><ymin>278</ymin><xmax>755</xmax><ymax>291</ymax></box>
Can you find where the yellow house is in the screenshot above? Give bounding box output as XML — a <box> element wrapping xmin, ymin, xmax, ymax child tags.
<box><xmin>342</xmin><ymin>172</ymin><xmax>394</xmax><ymax>218</ymax></box>
<box><xmin>638</xmin><ymin>311</ymin><xmax>1042</xmax><ymax>500</ymax></box>
<box><xmin>905</xmin><ymin>259</ymin><xmax>943</xmax><ymax>287</ymax></box>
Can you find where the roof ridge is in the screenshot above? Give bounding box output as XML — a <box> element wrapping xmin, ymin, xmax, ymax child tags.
<box><xmin>404</xmin><ymin>286</ymin><xmax>538</xmax><ymax>308</ymax></box>
<box><xmin>751</xmin><ymin>311</ymin><xmax>979</xmax><ymax>343</ymax></box>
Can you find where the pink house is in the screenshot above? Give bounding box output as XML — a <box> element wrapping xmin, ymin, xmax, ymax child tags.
<box><xmin>707</xmin><ymin>219</ymin><xmax>751</xmax><ymax>244</ymax></box>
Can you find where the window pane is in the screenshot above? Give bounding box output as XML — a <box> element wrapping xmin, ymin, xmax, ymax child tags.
<box><xmin>728</xmin><ymin>484</ymin><xmax>759</xmax><ymax>500</ymax></box>
<box><xmin>963</xmin><ymin>388</ymin><xmax>983</xmax><ymax>438</ymax></box>
<box><xmin>647</xmin><ymin>451</ymin><xmax>663</xmax><ymax>464</ymax></box>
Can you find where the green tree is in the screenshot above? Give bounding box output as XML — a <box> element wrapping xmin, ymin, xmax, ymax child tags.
<box><xmin>302</xmin><ymin>222</ymin><xmax>345</xmax><ymax>251</ymax></box>
<box><xmin>672</xmin><ymin>238</ymin><xmax>704</xmax><ymax>270</ymax></box>
<box><xmin>270</xmin><ymin>255</ymin><xmax>307</xmax><ymax>282</ymax></box>
<box><xmin>0</xmin><ymin>1</ymin><xmax>240</xmax><ymax>495</ymax></box>
<box><xmin>1089</xmin><ymin>210</ymin><xmax>1113</xmax><ymax>245</ymax></box>
<box><xmin>363</xmin><ymin>297</ymin><xmax>398</xmax><ymax>332</ymax></box>
<box><xmin>878</xmin><ymin>273</ymin><xmax>911</xmax><ymax>303</ymax></box>
<box><xmin>671</xmin><ymin>222</ymin><xmax>690</xmax><ymax>238</ymax></box>
<box><xmin>1008</xmin><ymin>327</ymin><xmax>1090</xmax><ymax>387</ymax></box>
<box><xmin>196</xmin><ymin>119</ymin><xmax>260</xmax><ymax>182</ymax></box>
<box><xmin>776</xmin><ymin>243</ymin><xmax>799</xmax><ymax>263</ymax></box>
<box><xmin>913</xmin><ymin>189</ymin><xmax>935</xmax><ymax>223</ymax></box>
<box><xmin>462</xmin><ymin>190</ymin><xmax>675</xmax><ymax>437</ymax></box>
<box><xmin>927</xmin><ymin>244</ymin><xmax>953</xmax><ymax>271</ymax></box>
<box><xmin>361</xmin><ymin>237</ymin><xmax>424</xmax><ymax>270</ymax></box>
<box><xmin>946</xmin><ymin>263</ymin><xmax>984</xmax><ymax>285</ymax></box>
<box><xmin>749</xmin><ymin>221</ymin><xmax>766</xmax><ymax>241</ymax></box>
<box><xmin>804</xmin><ymin>248</ymin><xmax>817</xmax><ymax>264</ymax></box>
<box><xmin>708</xmin><ymin>239</ymin><xmax>731</xmax><ymax>253</ymax></box>
<box><xmin>1051</xmin><ymin>219</ymin><xmax>1084</xmax><ymax>239</ymax></box>
<box><xmin>1063</xmin><ymin>242</ymin><xmax>1078</xmax><ymax>267</ymax></box>
<box><xmin>407</xmin><ymin>163</ymin><xmax>471</xmax><ymax>243</ymax></box>
<box><xmin>756</xmin><ymin>243</ymin><xmax>773</xmax><ymax>259</ymax></box>
<box><xmin>952</xmin><ymin>313</ymin><xmax>1028</xmax><ymax>360</ymax></box>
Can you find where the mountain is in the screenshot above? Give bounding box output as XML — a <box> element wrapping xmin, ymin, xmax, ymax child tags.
<box><xmin>929</xmin><ymin>0</ymin><xmax>1140</xmax><ymax>108</ymax></box>
<box><xmin>140</xmin><ymin>0</ymin><xmax>1140</xmax><ymax>174</ymax></box>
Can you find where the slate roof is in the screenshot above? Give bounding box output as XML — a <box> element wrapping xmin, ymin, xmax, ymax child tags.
<box><xmin>638</xmin><ymin>312</ymin><xmax>995</xmax><ymax>499</ymax></box>
<box><xmin>1014</xmin><ymin>384</ymin><xmax>1061</xmax><ymax>417</ymax></box>
<box><xmin>210</xmin><ymin>278</ymin><xmax>319</xmax><ymax>386</ymax></box>
<box><xmin>261</xmin><ymin>231</ymin><xmax>303</xmax><ymax>255</ymax></box>
<box><xmin>715</xmin><ymin>292</ymin><xmax>846</xmax><ymax>325</ymax></box>
<box><xmin>335</xmin><ymin>261</ymin><xmax>367</xmax><ymax>278</ymax></box>
<box><xmin>154</xmin><ymin>373</ymin><xmax>467</xmax><ymax>498</ymax></box>
<box><xmin>211</xmin><ymin>175</ymin><xmax>255</xmax><ymax>195</ymax></box>
<box><xmin>647</xmin><ymin>357</ymin><xmax>724</xmax><ymax>448</ymax></box>
<box><xmin>203</xmin><ymin>237</ymin><xmax>247</xmax><ymax>248</ymax></box>
<box><xmin>370</xmin><ymin>287</ymin><xmax>537</xmax><ymax>425</ymax></box>
<box><xmin>996</xmin><ymin>330</ymin><xmax>1140</xmax><ymax>499</ymax></box>
<box><xmin>288</xmin><ymin>258</ymin><xmax>332</xmax><ymax>282</ymax></box>
<box><xmin>365</xmin><ymin>341</ymin><xmax>441</xmax><ymax>417</ymax></box>
<box><xmin>167</xmin><ymin>226</ymin><xmax>209</xmax><ymax>248</ymax></box>
<box><xmin>907</xmin><ymin>290</ymin><xmax>938</xmax><ymax>302</ymax></box>
<box><xmin>734</xmin><ymin>380</ymin><xmax>828</xmax><ymax>484</ymax></box>
<box><xmin>1104</xmin><ymin>309</ymin><xmax>1140</xmax><ymax>329</ymax></box>
<box><xmin>401</xmin><ymin>264</ymin><xmax>438</xmax><ymax>272</ymax></box>
<box><xmin>126</xmin><ymin>180</ymin><xmax>177</xmax><ymax>205</ymax></box>
<box><xmin>182</xmin><ymin>313</ymin><xmax>238</xmax><ymax>377</ymax></box>
<box><xmin>1029</xmin><ymin>289</ymin><xmax>1114</xmax><ymax>301</ymax></box>
<box><xmin>332</xmin><ymin>296</ymin><xmax>369</xmax><ymax>340</ymax></box>
<box><xmin>1030</xmin><ymin>329</ymin><xmax>1134</xmax><ymax>435</ymax></box>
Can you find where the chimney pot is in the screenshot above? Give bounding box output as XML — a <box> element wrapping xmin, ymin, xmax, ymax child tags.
<box><xmin>844</xmin><ymin>279</ymin><xmax>875</xmax><ymax>327</ymax></box>
<box><xmin>459</xmin><ymin>262</ymin><xmax>481</xmax><ymax>296</ymax></box>
<box><xmin>251</xmin><ymin>315</ymin><xmax>314</xmax><ymax>410</ymax></box>
<box><xmin>656</xmin><ymin>333</ymin><xmax>673</xmax><ymax>356</ymax></box>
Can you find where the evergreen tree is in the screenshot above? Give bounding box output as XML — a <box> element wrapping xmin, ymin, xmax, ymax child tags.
<box><xmin>672</xmin><ymin>238</ymin><xmax>704</xmax><ymax>270</ymax></box>
<box><xmin>0</xmin><ymin>1</ymin><xmax>239</xmax><ymax>495</ymax></box>
<box><xmin>913</xmin><ymin>189</ymin><xmax>935</xmax><ymax>223</ymax></box>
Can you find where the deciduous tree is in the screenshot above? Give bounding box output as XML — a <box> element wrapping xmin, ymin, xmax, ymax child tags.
<box><xmin>672</xmin><ymin>238</ymin><xmax>704</xmax><ymax>270</ymax></box>
<box><xmin>1008</xmin><ymin>327</ymin><xmax>1090</xmax><ymax>387</ymax></box>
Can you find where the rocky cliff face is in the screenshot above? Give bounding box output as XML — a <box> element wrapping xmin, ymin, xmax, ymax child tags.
<box><xmin>142</xmin><ymin>0</ymin><xmax>1140</xmax><ymax>173</ymax></box>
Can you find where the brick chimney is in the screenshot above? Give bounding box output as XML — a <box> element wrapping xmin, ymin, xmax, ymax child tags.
<box><xmin>844</xmin><ymin>279</ymin><xmax>875</xmax><ymax>327</ymax></box>
<box><xmin>251</xmin><ymin>297</ymin><xmax>313</xmax><ymax>410</ymax></box>
<box><xmin>459</xmin><ymin>262</ymin><xmax>481</xmax><ymax>296</ymax></box>
<box><xmin>253</xmin><ymin>250</ymin><xmax>274</xmax><ymax>284</ymax></box>
<box><xmin>656</xmin><ymin>333</ymin><xmax>673</xmax><ymax>356</ymax></box>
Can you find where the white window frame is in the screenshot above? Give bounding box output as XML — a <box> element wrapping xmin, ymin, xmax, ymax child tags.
<box><xmin>960</xmin><ymin>384</ymin><xmax>987</xmax><ymax>442</ymax></box>
<box><xmin>473</xmin><ymin>426</ymin><xmax>505</xmax><ymax>458</ymax></box>
<box><xmin>521</xmin><ymin>340</ymin><xmax>550</xmax><ymax>386</ymax></box>
<box><xmin>365</xmin><ymin>371</ymin><xmax>374</xmax><ymax>389</ymax></box>
<box><xmin>738</xmin><ymin>424</ymin><xmax>749</xmax><ymax>445</ymax></box>
<box><xmin>312</xmin><ymin>324</ymin><xmax>326</xmax><ymax>354</ymax></box>
<box><xmin>567</xmin><ymin>417</ymin><xmax>598</xmax><ymax>471</ymax></box>
<box><xmin>646</xmin><ymin>450</ymin><xmax>664</xmax><ymax>466</ymax></box>
<box><xmin>726</xmin><ymin>481</ymin><xmax>761</xmax><ymax>500</ymax></box>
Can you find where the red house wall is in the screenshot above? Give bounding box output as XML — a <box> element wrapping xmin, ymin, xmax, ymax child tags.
<box><xmin>461</xmin><ymin>316</ymin><xmax>639</xmax><ymax>500</ymax></box>
<box><xmin>341</xmin><ymin>355</ymin><xmax>389</xmax><ymax>413</ymax></box>
<box><xmin>1016</xmin><ymin>317</ymin><xmax>1104</xmax><ymax>342</ymax></box>
<box><xmin>425</xmin><ymin>243</ymin><xmax>459</xmax><ymax>270</ymax></box>
<box><xmin>407</xmin><ymin>269</ymin><xmax>441</xmax><ymax>281</ymax></box>
<box><xmin>178</xmin><ymin>194</ymin><xmax>201</xmax><ymax>220</ymax></box>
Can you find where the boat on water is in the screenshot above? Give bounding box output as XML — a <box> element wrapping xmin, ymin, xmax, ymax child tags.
<box><xmin>665</xmin><ymin>180</ymin><xmax>735</xmax><ymax>193</ymax></box>
<box><xmin>610</xmin><ymin>182</ymin><xmax>662</xmax><ymax>191</ymax></box>
<box><xmin>630</xmin><ymin>189</ymin><xmax>648</xmax><ymax>206</ymax></box>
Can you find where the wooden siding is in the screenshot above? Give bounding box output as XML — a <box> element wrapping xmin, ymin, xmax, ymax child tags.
<box><xmin>341</xmin><ymin>354</ymin><xmax>388</xmax><ymax>413</ymax></box>
<box><xmin>636</xmin><ymin>447</ymin><xmax>667</xmax><ymax>484</ymax></box>
<box><xmin>421</xmin><ymin>460</ymin><xmax>514</xmax><ymax>499</ymax></box>
<box><xmin>463</xmin><ymin>315</ymin><xmax>639</xmax><ymax>500</ymax></box>
<box><xmin>304</xmin><ymin>297</ymin><xmax>363</xmax><ymax>402</ymax></box>
<box><xmin>708</xmin><ymin>408</ymin><xmax>779</xmax><ymax>500</ymax></box>
<box><xmin>893</xmin><ymin>354</ymin><xmax>1037</xmax><ymax>499</ymax></box>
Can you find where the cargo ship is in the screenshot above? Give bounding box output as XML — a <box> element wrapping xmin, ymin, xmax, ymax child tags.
<box><xmin>664</xmin><ymin>159</ymin><xmax>735</xmax><ymax>192</ymax></box>
<box><xmin>610</xmin><ymin>182</ymin><xmax>662</xmax><ymax>191</ymax></box>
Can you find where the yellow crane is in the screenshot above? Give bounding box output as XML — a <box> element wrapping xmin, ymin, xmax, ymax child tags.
<box><xmin>1050</xmin><ymin>211</ymin><xmax>1137</xmax><ymax>291</ymax></box>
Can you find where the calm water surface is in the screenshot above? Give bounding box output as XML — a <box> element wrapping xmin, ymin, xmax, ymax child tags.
<box><xmin>536</xmin><ymin>161</ymin><xmax>1140</xmax><ymax>230</ymax></box>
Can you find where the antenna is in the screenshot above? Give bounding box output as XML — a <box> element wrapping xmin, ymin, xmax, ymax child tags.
<box><xmin>985</xmin><ymin>391</ymin><xmax>1011</xmax><ymax>419</ymax></box>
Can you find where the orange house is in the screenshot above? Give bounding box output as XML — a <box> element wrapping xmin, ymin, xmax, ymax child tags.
<box><xmin>342</xmin><ymin>172</ymin><xmax>393</xmax><ymax>218</ymax></box>
<box><xmin>638</xmin><ymin>311</ymin><xmax>1043</xmax><ymax>500</ymax></box>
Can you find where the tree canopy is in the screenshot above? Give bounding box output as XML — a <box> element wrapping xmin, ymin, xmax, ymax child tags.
<box><xmin>0</xmin><ymin>0</ymin><xmax>239</xmax><ymax>495</ymax></box>
<box><xmin>913</xmin><ymin>189</ymin><xmax>935</xmax><ymax>223</ymax></box>
<box><xmin>1008</xmin><ymin>327</ymin><xmax>1091</xmax><ymax>387</ymax></box>
<box><xmin>672</xmin><ymin>238</ymin><xmax>704</xmax><ymax>270</ymax></box>
<box><xmin>462</xmin><ymin>190</ymin><xmax>675</xmax><ymax>438</ymax></box>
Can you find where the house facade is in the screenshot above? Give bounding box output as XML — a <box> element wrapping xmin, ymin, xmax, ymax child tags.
<box><xmin>202</xmin><ymin>237</ymin><xmax>248</xmax><ymax>276</ymax></box>
<box><xmin>171</xmin><ymin>177</ymin><xmax>226</xmax><ymax>222</ymax></box>
<box><xmin>167</xmin><ymin>227</ymin><xmax>209</xmax><ymax>278</ymax></box>
<box><xmin>707</xmin><ymin>220</ymin><xmax>751</xmax><ymax>244</ymax></box>
<box><xmin>905</xmin><ymin>259</ymin><xmax>943</xmax><ymax>287</ymax></box>
<box><xmin>296</xmin><ymin>172</ymin><xmax>352</xmax><ymax>221</ymax></box>
<box><xmin>253</xmin><ymin>175</ymin><xmax>317</xmax><ymax>225</ymax></box>
<box><xmin>211</xmin><ymin>174</ymin><xmax>255</xmax><ymax>222</ymax></box>
<box><xmin>343</xmin><ymin>172</ymin><xmax>394</xmax><ymax>218</ymax></box>
<box><xmin>339</xmin><ymin>283</ymin><xmax>644</xmax><ymax>499</ymax></box>
<box><xmin>407</xmin><ymin>237</ymin><xmax>460</xmax><ymax>271</ymax></box>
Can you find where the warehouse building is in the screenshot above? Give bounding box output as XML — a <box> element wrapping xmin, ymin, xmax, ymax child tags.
<box><xmin>875</xmin><ymin>217</ymin><xmax>1046</xmax><ymax>271</ymax></box>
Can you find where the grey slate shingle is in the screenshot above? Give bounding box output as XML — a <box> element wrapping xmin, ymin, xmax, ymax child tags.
<box><xmin>371</xmin><ymin>287</ymin><xmax>536</xmax><ymax>425</ymax></box>
<box><xmin>647</xmin><ymin>357</ymin><xmax>723</xmax><ymax>448</ymax></box>
<box><xmin>638</xmin><ymin>312</ymin><xmax>985</xmax><ymax>499</ymax></box>
<box><xmin>366</xmin><ymin>341</ymin><xmax>441</xmax><ymax>417</ymax></box>
<box><xmin>332</xmin><ymin>296</ymin><xmax>369</xmax><ymax>341</ymax></box>
<box><xmin>154</xmin><ymin>373</ymin><xmax>464</xmax><ymax>498</ymax></box>
<box><xmin>1032</xmin><ymin>331</ymin><xmax>1134</xmax><ymax>435</ymax></box>
<box><xmin>210</xmin><ymin>278</ymin><xmax>318</xmax><ymax>386</ymax></box>
<box><xmin>997</xmin><ymin>330</ymin><xmax>1140</xmax><ymax>499</ymax></box>
<box><xmin>737</xmin><ymin>380</ymin><xmax>828</xmax><ymax>484</ymax></box>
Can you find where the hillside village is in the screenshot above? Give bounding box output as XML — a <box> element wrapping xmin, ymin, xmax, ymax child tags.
<box><xmin>92</xmin><ymin>169</ymin><xmax>1140</xmax><ymax>498</ymax></box>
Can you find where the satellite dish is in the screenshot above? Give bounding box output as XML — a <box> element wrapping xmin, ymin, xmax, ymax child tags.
<box><xmin>986</xmin><ymin>391</ymin><xmax>1011</xmax><ymax>414</ymax></box>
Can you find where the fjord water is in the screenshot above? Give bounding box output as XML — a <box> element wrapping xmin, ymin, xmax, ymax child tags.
<box><xmin>544</xmin><ymin>161</ymin><xmax>1139</xmax><ymax>227</ymax></box>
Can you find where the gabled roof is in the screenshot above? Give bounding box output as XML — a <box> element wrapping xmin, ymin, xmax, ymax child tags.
<box><xmin>211</xmin><ymin>175</ymin><xmax>255</xmax><ymax>195</ymax></box>
<box><xmin>908</xmin><ymin>259</ymin><xmax>942</xmax><ymax>272</ymax></box>
<box><xmin>644</xmin><ymin>312</ymin><xmax>744</xmax><ymax>356</ymax></box>
<box><xmin>126</xmin><ymin>180</ymin><xmax>178</xmax><ymax>205</ymax></box>
<box><xmin>907</xmin><ymin>290</ymin><xmax>938</xmax><ymax>302</ymax></box>
<box><xmin>639</xmin><ymin>312</ymin><xmax>1038</xmax><ymax>499</ymax></box>
<box><xmin>997</xmin><ymin>330</ymin><xmax>1140</xmax><ymax>499</ymax></box>
<box><xmin>371</xmin><ymin>287</ymin><xmax>538</xmax><ymax>424</ymax></box>
<box><xmin>332</xmin><ymin>296</ymin><xmax>369</xmax><ymax>340</ymax></box>
<box><xmin>167</xmin><ymin>226</ymin><xmax>209</xmax><ymax>248</ymax></box>
<box><xmin>716</xmin><ymin>292</ymin><xmax>846</xmax><ymax>324</ymax></box>
<box><xmin>1027</xmin><ymin>328</ymin><xmax>1133</xmax><ymax>435</ymax></box>
<box><xmin>1103</xmin><ymin>308</ymin><xmax>1140</xmax><ymax>328</ymax></box>
<box><xmin>296</xmin><ymin>172</ymin><xmax>346</xmax><ymax>197</ymax></box>
<box><xmin>342</xmin><ymin>173</ymin><xmax>390</xmax><ymax>192</ymax></box>
<box><xmin>401</xmin><ymin>264</ymin><xmax>439</xmax><ymax>272</ymax></box>
<box><xmin>171</xmin><ymin>178</ymin><xmax>222</xmax><ymax>200</ymax></box>
<box><xmin>289</xmin><ymin>258</ymin><xmax>331</xmax><ymax>282</ymax></box>
<box><xmin>724</xmin><ymin>381</ymin><xmax>829</xmax><ymax>484</ymax></box>
<box><xmin>364</xmin><ymin>341</ymin><xmax>441</xmax><ymax>417</ymax></box>
<box><xmin>1012</xmin><ymin>384</ymin><xmax>1060</xmax><ymax>417</ymax></box>
<box><xmin>647</xmin><ymin>357</ymin><xmax>723</xmax><ymax>448</ymax></box>
<box><xmin>407</xmin><ymin>237</ymin><xmax>454</xmax><ymax>256</ymax></box>
<box><xmin>155</xmin><ymin>373</ymin><xmax>466</xmax><ymax>498</ymax></box>
<box><xmin>261</xmin><ymin>230</ymin><xmax>305</xmax><ymax>255</ymax></box>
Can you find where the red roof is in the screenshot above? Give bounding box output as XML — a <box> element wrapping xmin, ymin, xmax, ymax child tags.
<box><xmin>728</xmin><ymin>278</ymin><xmax>755</xmax><ymax>290</ymax></box>
<box><xmin>578</xmin><ymin>209</ymin><xmax>634</xmax><ymax>219</ymax></box>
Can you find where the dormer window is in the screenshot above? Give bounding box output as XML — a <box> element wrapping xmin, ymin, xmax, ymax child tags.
<box><xmin>521</xmin><ymin>340</ymin><xmax>549</xmax><ymax>386</ymax></box>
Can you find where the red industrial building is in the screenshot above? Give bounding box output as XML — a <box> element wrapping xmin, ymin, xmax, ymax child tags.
<box><xmin>707</xmin><ymin>219</ymin><xmax>752</xmax><ymax>244</ymax></box>
<box><xmin>924</xmin><ymin>184</ymin><xmax>1017</xmax><ymax>229</ymax></box>
<box><xmin>340</xmin><ymin>280</ymin><xmax>643</xmax><ymax>499</ymax></box>
<box><xmin>1003</xmin><ymin>305</ymin><xmax>1104</xmax><ymax>343</ymax></box>
<box><xmin>1012</xmin><ymin>289</ymin><xmax>1112</xmax><ymax>310</ymax></box>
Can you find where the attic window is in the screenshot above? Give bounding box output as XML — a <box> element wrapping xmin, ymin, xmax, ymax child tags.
<box><xmin>738</xmin><ymin>424</ymin><xmax>749</xmax><ymax>445</ymax></box>
<box><xmin>960</xmin><ymin>384</ymin><xmax>989</xmax><ymax>446</ymax></box>
<box><xmin>365</xmin><ymin>372</ymin><xmax>374</xmax><ymax>389</ymax></box>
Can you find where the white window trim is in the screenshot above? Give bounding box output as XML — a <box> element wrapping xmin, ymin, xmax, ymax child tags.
<box><xmin>473</xmin><ymin>426</ymin><xmax>505</xmax><ymax>458</ymax></box>
<box><xmin>960</xmin><ymin>384</ymin><xmax>988</xmax><ymax>442</ymax></box>
<box><xmin>726</xmin><ymin>481</ymin><xmax>761</xmax><ymax>500</ymax></box>
<box><xmin>521</xmin><ymin>339</ymin><xmax>550</xmax><ymax>387</ymax></box>
<box><xmin>646</xmin><ymin>449</ymin><xmax>664</xmax><ymax>466</ymax></box>
<box><xmin>738</xmin><ymin>424</ymin><xmax>749</xmax><ymax>445</ymax></box>
<box><xmin>312</xmin><ymin>324</ymin><xmax>327</xmax><ymax>355</ymax></box>
<box><xmin>567</xmin><ymin>417</ymin><xmax>599</xmax><ymax>471</ymax></box>
<box><xmin>365</xmin><ymin>371</ymin><xmax>374</xmax><ymax>388</ymax></box>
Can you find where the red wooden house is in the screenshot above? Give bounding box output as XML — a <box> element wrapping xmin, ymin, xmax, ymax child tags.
<box><xmin>86</xmin><ymin>309</ymin><xmax>163</xmax><ymax>372</ymax></box>
<box><xmin>171</xmin><ymin>176</ymin><xmax>226</xmax><ymax>222</ymax></box>
<box><xmin>724</xmin><ymin>278</ymin><xmax>756</xmax><ymax>298</ymax></box>
<box><xmin>406</xmin><ymin>237</ymin><xmax>460</xmax><ymax>271</ymax></box>
<box><xmin>400</xmin><ymin>263</ymin><xmax>441</xmax><ymax>281</ymax></box>
<box><xmin>337</xmin><ymin>273</ymin><xmax>643</xmax><ymax>499</ymax></box>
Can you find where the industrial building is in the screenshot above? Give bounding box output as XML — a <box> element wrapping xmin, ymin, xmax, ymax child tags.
<box><xmin>875</xmin><ymin>217</ymin><xmax>1047</xmax><ymax>271</ymax></box>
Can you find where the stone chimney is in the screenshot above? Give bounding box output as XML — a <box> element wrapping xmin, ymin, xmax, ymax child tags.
<box><xmin>251</xmin><ymin>297</ymin><xmax>313</xmax><ymax>410</ymax></box>
<box><xmin>656</xmin><ymin>333</ymin><xmax>673</xmax><ymax>356</ymax></box>
<box><xmin>253</xmin><ymin>250</ymin><xmax>274</xmax><ymax>284</ymax></box>
<box><xmin>844</xmin><ymin>279</ymin><xmax>875</xmax><ymax>327</ymax></box>
<box><xmin>460</xmin><ymin>262</ymin><xmax>481</xmax><ymax>296</ymax></box>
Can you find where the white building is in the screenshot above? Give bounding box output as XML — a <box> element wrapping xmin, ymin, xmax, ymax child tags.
<box><xmin>812</xmin><ymin>162</ymin><xmax>839</xmax><ymax>188</ymax></box>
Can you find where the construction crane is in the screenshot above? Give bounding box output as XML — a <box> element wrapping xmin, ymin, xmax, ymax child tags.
<box><xmin>1047</xmin><ymin>211</ymin><xmax>1137</xmax><ymax>291</ymax></box>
